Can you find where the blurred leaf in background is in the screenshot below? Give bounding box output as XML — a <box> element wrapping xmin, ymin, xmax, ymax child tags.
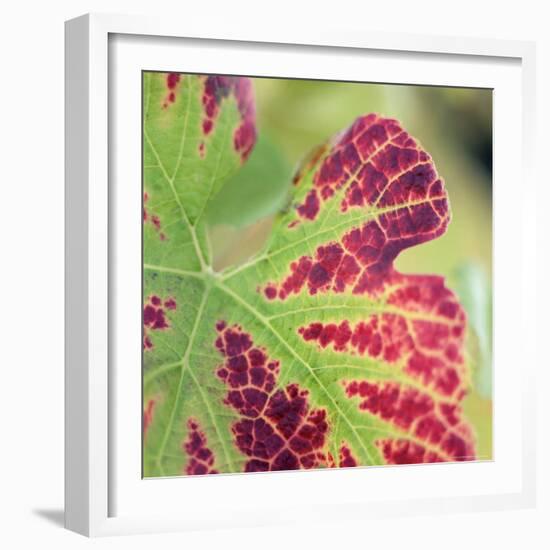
<box><xmin>454</xmin><ymin>262</ymin><xmax>493</xmax><ymax>398</ymax></box>
<box><xmin>452</xmin><ymin>262</ymin><xmax>493</xmax><ymax>460</ymax></box>
<box><xmin>205</xmin><ymin>134</ymin><xmax>292</xmax><ymax>228</ymax></box>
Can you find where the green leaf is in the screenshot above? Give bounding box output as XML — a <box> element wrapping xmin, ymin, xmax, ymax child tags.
<box><xmin>143</xmin><ymin>73</ymin><xmax>477</xmax><ymax>477</ymax></box>
<box><xmin>205</xmin><ymin>134</ymin><xmax>292</xmax><ymax>228</ymax></box>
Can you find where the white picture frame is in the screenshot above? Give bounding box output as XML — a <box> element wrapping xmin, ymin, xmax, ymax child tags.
<box><xmin>65</xmin><ymin>12</ymin><xmax>537</xmax><ymax>537</ymax></box>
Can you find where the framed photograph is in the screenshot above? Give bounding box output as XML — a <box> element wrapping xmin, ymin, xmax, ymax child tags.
<box><xmin>65</xmin><ymin>13</ymin><xmax>536</xmax><ymax>536</ymax></box>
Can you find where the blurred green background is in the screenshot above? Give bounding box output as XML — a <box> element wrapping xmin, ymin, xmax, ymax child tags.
<box><xmin>207</xmin><ymin>78</ymin><xmax>493</xmax><ymax>460</ymax></box>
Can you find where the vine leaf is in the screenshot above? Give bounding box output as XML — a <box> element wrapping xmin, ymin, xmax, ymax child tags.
<box><xmin>143</xmin><ymin>72</ymin><xmax>476</xmax><ymax>477</ymax></box>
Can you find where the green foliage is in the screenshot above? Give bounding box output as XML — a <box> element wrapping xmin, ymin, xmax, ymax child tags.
<box><xmin>454</xmin><ymin>263</ymin><xmax>492</xmax><ymax>398</ymax></box>
<box><xmin>205</xmin><ymin>134</ymin><xmax>292</xmax><ymax>228</ymax></box>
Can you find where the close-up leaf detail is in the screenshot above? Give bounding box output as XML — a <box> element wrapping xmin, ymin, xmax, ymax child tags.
<box><xmin>143</xmin><ymin>72</ymin><xmax>476</xmax><ymax>477</ymax></box>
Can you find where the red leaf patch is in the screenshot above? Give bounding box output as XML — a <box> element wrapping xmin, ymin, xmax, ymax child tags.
<box><xmin>184</xmin><ymin>419</ymin><xmax>219</xmax><ymax>475</ymax></box>
<box><xmin>215</xmin><ymin>322</ymin><xmax>331</xmax><ymax>471</ymax></box>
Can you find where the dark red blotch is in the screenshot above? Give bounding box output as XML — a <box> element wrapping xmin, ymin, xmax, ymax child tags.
<box><xmin>378</xmin><ymin>439</ymin><xmax>444</xmax><ymax>465</ymax></box>
<box><xmin>338</xmin><ymin>445</ymin><xmax>358</xmax><ymax>467</ymax></box>
<box><xmin>292</xmin><ymin>114</ymin><xmax>445</xmax><ymax>227</ymax></box>
<box><xmin>215</xmin><ymin>323</ymin><xmax>330</xmax><ymax>472</ymax></box>
<box><xmin>344</xmin><ymin>380</ymin><xmax>475</xmax><ymax>463</ymax></box>
<box><xmin>184</xmin><ymin>419</ymin><xmax>219</xmax><ymax>475</ymax></box>
<box><xmin>143</xmin><ymin>192</ymin><xmax>167</xmax><ymax>241</ymax></box>
<box><xmin>143</xmin><ymin>295</ymin><xmax>176</xmax><ymax>350</ymax></box>
<box><xmin>201</xmin><ymin>76</ymin><xmax>256</xmax><ymax>161</ymax></box>
<box><xmin>162</xmin><ymin>72</ymin><xmax>182</xmax><ymax>108</ymax></box>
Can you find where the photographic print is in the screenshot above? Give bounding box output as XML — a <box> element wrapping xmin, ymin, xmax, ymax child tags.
<box><xmin>142</xmin><ymin>72</ymin><xmax>492</xmax><ymax>478</ymax></box>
